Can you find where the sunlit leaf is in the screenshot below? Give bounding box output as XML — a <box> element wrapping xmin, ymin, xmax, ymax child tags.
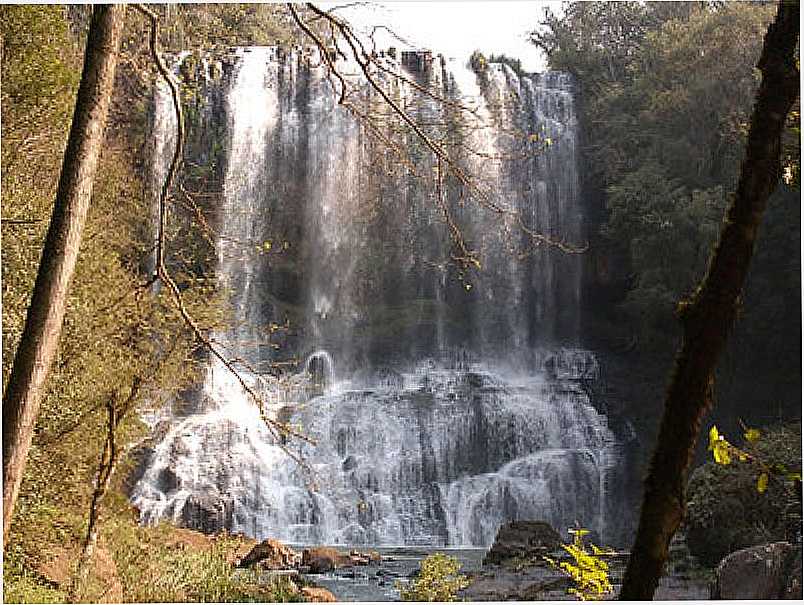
<box><xmin>756</xmin><ymin>472</ymin><xmax>769</xmax><ymax>494</ymax></box>
<box><xmin>744</xmin><ymin>428</ymin><xmax>761</xmax><ymax>443</ymax></box>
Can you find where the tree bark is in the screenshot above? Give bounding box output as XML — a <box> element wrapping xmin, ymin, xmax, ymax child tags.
<box><xmin>2</xmin><ymin>4</ymin><xmax>126</xmax><ymax>547</ymax></box>
<box><xmin>619</xmin><ymin>0</ymin><xmax>799</xmax><ymax>600</ymax></box>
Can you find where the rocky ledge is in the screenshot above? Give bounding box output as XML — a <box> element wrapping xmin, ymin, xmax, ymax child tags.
<box><xmin>462</xmin><ymin>520</ymin><xmax>712</xmax><ymax>601</ymax></box>
<box><xmin>236</xmin><ymin>539</ymin><xmax>382</xmax><ymax>574</ymax></box>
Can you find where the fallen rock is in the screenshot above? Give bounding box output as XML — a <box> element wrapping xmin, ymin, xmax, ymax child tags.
<box><xmin>348</xmin><ymin>549</ymin><xmax>381</xmax><ymax>565</ymax></box>
<box><xmin>302</xmin><ymin>547</ymin><xmax>351</xmax><ymax>573</ymax></box>
<box><xmin>179</xmin><ymin>493</ymin><xmax>233</xmax><ymax>534</ymax></box>
<box><xmin>238</xmin><ymin>538</ymin><xmax>301</xmax><ymax>570</ymax></box>
<box><xmin>483</xmin><ymin>520</ymin><xmax>562</xmax><ymax>565</ymax></box>
<box><xmin>301</xmin><ymin>586</ymin><xmax>338</xmax><ymax>602</ymax></box>
<box><xmin>711</xmin><ymin>541</ymin><xmax>801</xmax><ymax>599</ymax></box>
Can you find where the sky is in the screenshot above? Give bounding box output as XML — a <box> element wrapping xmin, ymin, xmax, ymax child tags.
<box><xmin>319</xmin><ymin>1</ymin><xmax>563</xmax><ymax>72</ymax></box>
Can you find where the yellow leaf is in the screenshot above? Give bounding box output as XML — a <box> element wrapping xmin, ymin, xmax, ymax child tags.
<box><xmin>744</xmin><ymin>428</ymin><xmax>760</xmax><ymax>443</ymax></box>
<box><xmin>757</xmin><ymin>473</ymin><xmax>769</xmax><ymax>494</ymax></box>
<box><xmin>709</xmin><ymin>425</ymin><xmax>732</xmax><ymax>465</ymax></box>
<box><xmin>708</xmin><ymin>425</ymin><xmax>720</xmax><ymax>448</ymax></box>
<box><xmin>713</xmin><ymin>443</ymin><xmax>731</xmax><ymax>465</ymax></box>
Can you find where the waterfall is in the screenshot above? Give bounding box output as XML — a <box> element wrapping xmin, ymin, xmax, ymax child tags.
<box><xmin>131</xmin><ymin>48</ymin><xmax>620</xmax><ymax>547</ymax></box>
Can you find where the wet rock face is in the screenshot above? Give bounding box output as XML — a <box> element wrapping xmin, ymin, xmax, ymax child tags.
<box><xmin>483</xmin><ymin>520</ymin><xmax>563</xmax><ymax>565</ymax></box>
<box><xmin>179</xmin><ymin>493</ymin><xmax>233</xmax><ymax>534</ymax></box>
<box><xmin>711</xmin><ymin>542</ymin><xmax>802</xmax><ymax>600</ymax></box>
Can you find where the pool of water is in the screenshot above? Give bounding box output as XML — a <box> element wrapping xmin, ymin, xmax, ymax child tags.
<box><xmin>297</xmin><ymin>546</ymin><xmax>487</xmax><ymax>602</ymax></box>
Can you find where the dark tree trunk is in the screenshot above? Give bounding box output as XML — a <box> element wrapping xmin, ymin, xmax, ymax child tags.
<box><xmin>2</xmin><ymin>4</ymin><xmax>126</xmax><ymax>546</ymax></box>
<box><xmin>619</xmin><ymin>0</ymin><xmax>799</xmax><ymax>599</ymax></box>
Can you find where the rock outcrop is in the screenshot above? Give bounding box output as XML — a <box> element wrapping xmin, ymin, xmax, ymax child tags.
<box><xmin>237</xmin><ymin>538</ymin><xmax>301</xmax><ymax>570</ymax></box>
<box><xmin>179</xmin><ymin>493</ymin><xmax>233</xmax><ymax>534</ymax></box>
<box><xmin>302</xmin><ymin>547</ymin><xmax>351</xmax><ymax>573</ymax></box>
<box><xmin>711</xmin><ymin>541</ymin><xmax>802</xmax><ymax>599</ymax></box>
<box><xmin>483</xmin><ymin>520</ymin><xmax>563</xmax><ymax>565</ymax></box>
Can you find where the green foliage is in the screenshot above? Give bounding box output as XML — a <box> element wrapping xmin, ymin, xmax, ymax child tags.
<box><xmin>544</xmin><ymin>529</ymin><xmax>614</xmax><ymax>601</ymax></box>
<box><xmin>146</xmin><ymin>4</ymin><xmax>295</xmax><ymax>50</ymax></box>
<box><xmin>0</xmin><ymin>5</ymin><xmax>79</xmax><ymax>121</ymax></box>
<box><xmin>533</xmin><ymin>1</ymin><xmax>796</xmax><ymax>359</ymax></box>
<box><xmin>1</xmin><ymin>7</ymin><xmax>228</xmax><ymax>602</ymax></box>
<box><xmin>686</xmin><ymin>423</ymin><xmax>802</xmax><ymax>566</ymax></box>
<box><xmin>398</xmin><ymin>553</ymin><xmax>470</xmax><ymax>602</ymax></box>
<box><xmin>470</xmin><ymin>50</ymin><xmax>488</xmax><ymax>73</ymax></box>
<box><xmin>488</xmin><ymin>53</ymin><xmax>525</xmax><ymax>76</ymax></box>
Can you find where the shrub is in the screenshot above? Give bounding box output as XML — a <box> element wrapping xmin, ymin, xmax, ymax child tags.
<box><xmin>398</xmin><ymin>552</ymin><xmax>470</xmax><ymax>602</ymax></box>
<box><xmin>685</xmin><ymin>423</ymin><xmax>802</xmax><ymax>566</ymax></box>
<box><xmin>544</xmin><ymin>528</ymin><xmax>614</xmax><ymax>601</ymax></box>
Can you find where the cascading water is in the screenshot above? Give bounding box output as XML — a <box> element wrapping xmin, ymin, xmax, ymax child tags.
<box><xmin>131</xmin><ymin>47</ymin><xmax>621</xmax><ymax>547</ymax></box>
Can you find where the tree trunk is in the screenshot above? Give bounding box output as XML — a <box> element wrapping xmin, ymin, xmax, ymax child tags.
<box><xmin>2</xmin><ymin>4</ymin><xmax>126</xmax><ymax>547</ymax></box>
<box><xmin>619</xmin><ymin>0</ymin><xmax>799</xmax><ymax>600</ymax></box>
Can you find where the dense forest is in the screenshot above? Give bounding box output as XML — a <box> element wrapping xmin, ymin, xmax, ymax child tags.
<box><xmin>1</xmin><ymin>2</ymin><xmax>800</xmax><ymax>602</ymax></box>
<box><xmin>535</xmin><ymin>0</ymin><xmax>801</xmax><ymax>441</ymax></box>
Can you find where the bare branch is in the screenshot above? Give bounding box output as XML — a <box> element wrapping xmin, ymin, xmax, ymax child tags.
<box><xmin>133</xmin><ymin>5</ymin><xmax>317</xmax><ymax>456</ymax></box>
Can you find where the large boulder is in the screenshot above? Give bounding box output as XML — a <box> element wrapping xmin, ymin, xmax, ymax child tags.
<box><xmin>302</xmin><ymin>547</ymin><xmax>351</xmax><ymax>574</ymax></box>
<box><xmin>179</xmin><ymin>493</ymin><xmax>233</xmax><ymax>534</ymax></box>
<box><xmin>711</xmin><ymin>542</ymin><xmax>802</xmax><ymax>599</ymax></box>
<box><xmin>483</xmin><ymin>521</ymin><xmax>562</xmax><ymax>566</ymax></box>
<box><xmin>237</xmin><ymin>538</ymin><xmax>301</xmax><ymax>570</ymax></box>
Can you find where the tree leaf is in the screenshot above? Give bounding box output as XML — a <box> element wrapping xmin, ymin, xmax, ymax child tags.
<box><xmin>744</xmin><ymin>428</ymin><xmax>761</xmax><ymax>443</ymax></box>
<box><xmin>756</xmin><ymin>472</ymin><xmax>769</xmax><ymax>494</ymax></box>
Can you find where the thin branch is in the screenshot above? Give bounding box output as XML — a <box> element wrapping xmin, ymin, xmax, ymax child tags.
<box><xmin>133</xmin><ymin>5</ymin><xmax>317</xmax><ymax>455</ymax></box>
<box><xmin>292</xmin><ymin>3</ymin><xmax>587</xmax><ymax>259</ymax></box>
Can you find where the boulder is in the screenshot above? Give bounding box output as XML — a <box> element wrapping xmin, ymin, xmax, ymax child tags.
<box><xmin>483</xmin><ymin>521</ymin><xmax>562</xmax><ymax>566</ymax></box>
<box><xmin>237</xmin><ymin>538</ymin><xmax>300</xmax><ymax>570</ymax></box>
<box><xmin>302</xmin><ymin>547</ymin><xmax>351</xmax><ymax>573</ymax></box>
<box><xmin>346</xmin><ymin>549</ymin><xmax>381</xmax><ymax>565</ymax></box>
<box><xmin>179</xmin><ymin>493</ymin><xmax>232</xmax><ymax>534</ymax></box>
<box><xmin>711</xmin><ymin>541</ymin><xmax>802</xmax><ymax>599</ymax></box>
<box><xmin>301</xmin><ymin>586</ymin><xmax>337</xmax><ymax>602</ymax></box>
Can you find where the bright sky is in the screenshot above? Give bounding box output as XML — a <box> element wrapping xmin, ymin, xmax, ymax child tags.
<box><xmin>319</xmin><ymin>1</ymin><xmax>562</xmax><ymax>72</ymax></box>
